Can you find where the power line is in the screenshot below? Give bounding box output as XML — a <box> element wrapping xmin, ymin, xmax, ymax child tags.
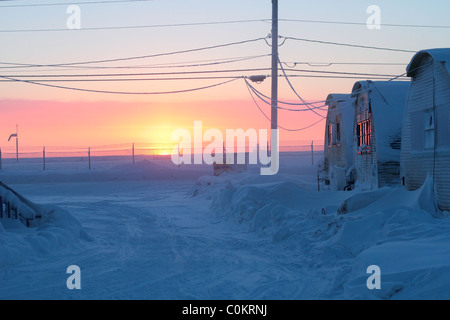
<box><xmin>282</xmin><ymin>61</ymin><xmax>406</xmax><ymax>67</ymax></box>
<box><xmin>0</xmin><ymin>19</ymin><xmax>270</xmax><ymax>33</ymax></box>
<box><xmin>2</xmin><ymin>17</ymin><xmax>448</xmax><ymax>32</ymax></box>
<box><xmin>245</xmin><ymin>79</ymin><xmax>327</xmax><ymax>109</ymax></box>
<box><xmin>0</xmin><ymin>68</ymin><xmax>275</xmax><ymax>78</ymax></box>
<box><xmin>282</xmin><ymin>36</ymin><xmax>417</xmax><ymax>53</ymax></box>
<box><xmin>0</xmin><ymin>76</ymin><xmax>243</xmax><ymax>82</ymax></box>
<box><xmin>0</xmin><ymin>55</ymin><xmax>270</xmax><ymax>71</ymax></box>
<box><xmin>0</xmin><ymin>36</ymin><xmax>416</xmax><ymax>70</ymax></box>
<box><xmin>0</xmin><ymin>74</ymin><xmax>408</xmax><ymax>82</ymax></box>
<box><xmin>279</xmin><ymin>74</ymin><xmax>409</xmax><ymax>80</ymax></box>
<box><xmin>0</xmin><ymin>74</ymin><xmax>240</xmax><ymax>95</ymax></box>
<box><xmin>0</xmin><ymin>38</ymin><xmax>266</xmax><ymax>67</ymax></box>
<box><xmin>245</xmin><ymin>79</ymin><xmax>325</xmax><ymax>132</ymax></box>
<box><xmin>0</xmin><ymin>67</ymin><xmax>405</xmax><ymax>78</ymax></box>
<box><xmin>279</xmin><ymin>18</ymin><xmax>450</xmax><ymax>30</ymax></box>
<box><xmin>0</xmin><ymin>0</ymin><xmax>156</xmax><ymax>8</ymax></box>
<box><xmin>278</xmin><ymin>57</ymin><xmax>327</xmax><ymax>118</ymax></box>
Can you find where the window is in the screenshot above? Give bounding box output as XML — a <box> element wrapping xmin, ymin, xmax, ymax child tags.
<box><xmin>357</xmin><ymin>119</ymin><xmax>372</xmax><ymax>154</ymax></box>
<box><xmin>424</xmin><ymin>109</ymin><xmax>435</xmax><ymax>150</ymax></box>
<box><xmin>328</xmin><ymin>122</ymin><xmax>341</xmax><ymax>147</ymax></box>
<box><xmin>336</xmin><ymin>122</ymin><xmax>341</xmax><ymax>144</ymax></box>
<box><xmin>328</xmin><ymin>123</ymin><xmax>333</xmax><ymax>147</ymax></box>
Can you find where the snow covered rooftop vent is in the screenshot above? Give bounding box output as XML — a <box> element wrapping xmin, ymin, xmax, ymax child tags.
<box><xmin>407</xmin><ymin>48</ymin><xmax>450</xmax><ymax>77</ymax></box>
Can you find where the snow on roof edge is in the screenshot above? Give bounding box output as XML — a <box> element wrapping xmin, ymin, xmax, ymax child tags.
<box><xmin>407</xmin><ymin>48</ymin><xmax>450</xmax><ymax>77</ymax></box>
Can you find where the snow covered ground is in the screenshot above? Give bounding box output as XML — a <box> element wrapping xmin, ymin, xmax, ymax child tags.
<box><xmin>0</xmin><ymin>153</ymin><xmax>449</xmax><ymax>300</ymax></box>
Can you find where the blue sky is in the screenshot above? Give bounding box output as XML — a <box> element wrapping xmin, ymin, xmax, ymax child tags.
<box><xmin>1</xmin><ymin>0</ymin><xmax>450</xmax><ymax>102</ymax></box>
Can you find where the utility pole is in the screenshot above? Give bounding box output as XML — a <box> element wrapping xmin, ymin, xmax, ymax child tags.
<box><xmin>271</xmin><ymin>0</ymin><xmax>278</xmax><ymax>131</ymax></box>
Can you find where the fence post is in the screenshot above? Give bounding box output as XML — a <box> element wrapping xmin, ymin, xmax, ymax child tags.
<box><xmin>43</xmin><ymin>146</ymin><xmax>46</xmax><ymax>171</ymax></box>
<box><xmin>311</xmin><ymin>140</ymin><xmax>314</xmax><ymax>165</ymax></box>
<box><xmin>132</xmin><ymin>143</ymin><xmax>135</xmax><ymax>164</ymax></box>
<box><xmin>88</xmin><ymin>147</ymin><xmax>91</xmax><ymax>170</ymax></box>
<box><xmin>0</xmin><ymin>147</ymin><xmax>2</xmax><ymax>170</ymax></box>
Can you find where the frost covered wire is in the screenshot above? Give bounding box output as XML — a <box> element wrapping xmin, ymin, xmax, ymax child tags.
<box><xmin>244</xmin><ymin>79</ymin><xmax>327</xmax><ymax>111</ymax></box>
<box><xmin>0</xmin><ymin>20</ymin><xmax>271</xmax><ymax>33</ymax></box>
<box><xmin>0</xmin><ymin>54</ymin><xmax>270</xmax><ymax>70</ymax></box>
<box><xmin>278</xmin><ymin>57</ymin><xmax>327</xmax><ymax>118</ymax></box>
<box><xmin>282</xmin><ymin>61</ymin><xmax>406</xmax><ymax>68</ymax></box>
<box><xmin>0</xmin><ymin>0</ymin><xmax>156</xmax><ymax>8</ymax></box>
<box><xmin>278</xmin><ymin>18</ymin><xmax>450</xmax><ymax>30</ymax></box>
<box><xmin>244</xmin><ymin>79</ymin><xmax>325</xmax><ymax>132</ymax></box>
<box><xmin>0</xmin><ymin>38</ymin><xmax>266</xmax><ymax>67</ymax></box>
<box><xmin>282</xmin><ymin>36</ymin><xmax>416</xmax><ymax>53</ymax></box>
<box><xmin>0</xmin><ymin>74</ymin><xmax>240</xmax><ymax>95</ymax></box>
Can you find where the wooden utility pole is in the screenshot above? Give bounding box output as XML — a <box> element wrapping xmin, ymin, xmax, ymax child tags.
<box><xmin>271</xmin><ymin>0</ymin><xmax>278</xmax><ymax>131</ymax></box>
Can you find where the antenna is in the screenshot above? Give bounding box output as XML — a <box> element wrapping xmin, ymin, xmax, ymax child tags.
<box><xmin>7</xmin><ymin>124</ymin><xmax>18</xmax><ymax>163</ymax></box>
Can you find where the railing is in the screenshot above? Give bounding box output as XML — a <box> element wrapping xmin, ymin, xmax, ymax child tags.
<box><xmin>0</xmin><ymin>181</ymin><xmax>38</xmax><ymax>227</ymax></box>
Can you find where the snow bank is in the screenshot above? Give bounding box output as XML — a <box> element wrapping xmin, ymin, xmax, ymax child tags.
<box><xmin>337</xmin><ymin>187</ymin><xmax>393</xmax><ymax>214</ymax></box>
<box><xmin>201</xmin><ymin>169</ymin><xmax>450</xmax><ymax>299</ymax></box>
<box><xmin>0</xmin><ymin>204</ymin><xmax>86</xmax><ymax>267</ymax></box>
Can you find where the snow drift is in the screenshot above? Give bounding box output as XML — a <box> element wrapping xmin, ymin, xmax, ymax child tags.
<box><xmin>199</xmin><ymin>169</ymin><xmax>450</xmax><ymax>299</ymax></box>
<box><xmin>0</xmin><ymin>199</ymin><xmax>86</xmax><ymax>267</ymax></box>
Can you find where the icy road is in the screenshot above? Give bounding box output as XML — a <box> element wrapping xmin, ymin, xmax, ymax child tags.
<box><xmin>1</xmin><ymin>156</ymin><xmax>449</xmax><ymax>299</ymax></box>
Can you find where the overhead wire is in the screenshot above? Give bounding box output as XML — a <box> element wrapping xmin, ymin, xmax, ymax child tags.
<box><xmin>244</xmin><ymin>79</ymin><xmax>327</xmax><ymax>109</ymax></box>
<box><xmin>281</xmin><ymin>36</ymin><xmax>417</xmax><ymax>53</ymax></box>
<box><xmin>278</xmin><ymin>18</ymin><xmax>450</xmax><ymax>30</ymax></box>
<box><xmin>0</xmin><ymin>54</ymin><xmax>270</xmax><ymax>70</ymax></box>
<box><xmin>0</xmin><ymin>38</ymin><xmax>266</xmax><ymax>67</ymax></box>
<box><xmin>0</xmin><ymin>0</ymin><xmax>156</xmax><ymax>8</ymax></box>
<box><xmin>244</xmin><ymin>79</ymin><xmax>325</xmax><ymax>132</ymax></box>
<box><xmin>278</xmin><ymin>56</ymin><xmax>327</xmax><ymax>118</ymax></box>
<box><xmin>0</xmin><ymin>74</ymin><xmax>240</xmax><ymax>95</ymax></box>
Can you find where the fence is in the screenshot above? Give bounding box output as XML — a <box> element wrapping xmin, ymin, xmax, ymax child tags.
<box><xmin>0</xmin><ymin>141</ymin><xmax>324</xmax><ymax>171</ymax></box>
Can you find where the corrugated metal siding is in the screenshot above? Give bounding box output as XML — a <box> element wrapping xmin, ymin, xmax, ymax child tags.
<box><xmin>401</xmin><ymin>58</ymin><xmax>434</xmax><ymax>191</ymax></box>
<box><xmin>402</xmin><ymin>57</ymin><xmax>450</xmax><ymax>211</ymax></box>
<box><xmin>434</xmin><ymin>61</ymin><xmax>450</xmax><ymax>211</ymax></box>
<box><xmin>354</xmin><ymin>92</ymin><xmax>376</xmax><ymax>187</ymax></box>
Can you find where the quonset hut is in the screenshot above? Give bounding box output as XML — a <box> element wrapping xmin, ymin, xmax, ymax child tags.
<box><xmin>323</xmin><ymin>94</ymin><xmax>355</xmax><ymax>190</ymax></box>
<box><xmin>400</xmin><ymin>48</ymin><xmax>450</xmax><ymax>211</ymax></box>
<box><xmin>351</xmin><ymin>80</ymin><xmax>410</xmax><ymax>189</ymax></box>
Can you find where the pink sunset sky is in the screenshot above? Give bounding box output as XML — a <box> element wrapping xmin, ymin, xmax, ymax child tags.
<box><xmin>1</xmin><ymin>0</ymin><xmax>449</xmax><ymax>150</ymax></box>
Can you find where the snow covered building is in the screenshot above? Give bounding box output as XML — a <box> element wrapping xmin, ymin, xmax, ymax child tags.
<box><xmin>351</xmin><ymin>80</ymin><xmax>410</xmax><ymax>189</ymax></box>
<box><xmin>323</xmin><ymin>94</ymin><xmax>355</xmax><ymax>190</ymax></box>
<box><xmin>400</xmin><ymin>48</ymin><xmax>450</xmax><ymax>211</ymax></box>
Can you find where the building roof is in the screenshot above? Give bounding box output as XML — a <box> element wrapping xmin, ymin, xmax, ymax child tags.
<box><xmin>407</xmin><ymin>48</ymin><xmax>450</xmax><ymax>77</ymax></box>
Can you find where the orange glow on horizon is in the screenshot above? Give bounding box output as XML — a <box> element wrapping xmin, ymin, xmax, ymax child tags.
<box><xmin>0</xmin><ymin>98</ymin><xmax>326</xmax><ymax>153</ymax></box>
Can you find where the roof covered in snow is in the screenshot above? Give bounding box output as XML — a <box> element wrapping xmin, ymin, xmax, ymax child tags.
<box><xmin>407</xmin><ymin>48</ymin><xmax>450</xmax><ymax>77</ymax></box>
<box><xmin>351</xmin><ymin>80</ymin><xmax>410</xmax><ymax>162</ymax></box>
